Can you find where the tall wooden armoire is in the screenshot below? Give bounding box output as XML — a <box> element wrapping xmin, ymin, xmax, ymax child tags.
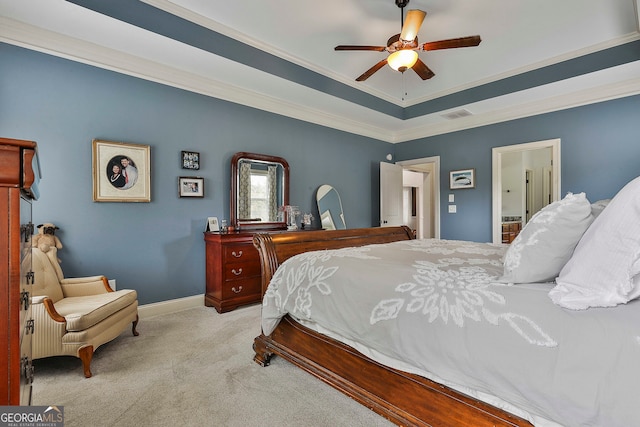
<box><xmin>0</xmin><ymin>137</ymin><xmax>40</xmax><ymax>405</ymax></box>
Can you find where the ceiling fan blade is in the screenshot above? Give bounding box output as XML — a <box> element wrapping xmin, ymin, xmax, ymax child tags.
<box><xmin>335</xmin><ymin>45</ymin><xmax>386</xmax><ymax>52</ymax></box>
<box><xmin>400</xmin><ymin>9</ymin><xmax>426</xmax><ymax>42</ymax></box>
<box><xmin>356</xmin><ymin>59</ymin><xmax>388</xmax><ymax>82</ymax></box>
<box><xmin>412</xmin><ymin>58</ymin><xmax>435</xmax><ymax>80</ymax></box>
<box><xmin>420</xmin><ymin>35</ymin><xmax>482</xmax><ymax>51</ymax></box>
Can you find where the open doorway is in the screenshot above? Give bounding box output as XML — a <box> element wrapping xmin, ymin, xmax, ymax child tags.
<box><xmin>492</xmin><ymin>139</ymin><xmax>561</xmax><ymax>243</ymax></box>
<box><xmin>396</xmin><ymin>156</ymin><xmax>440</xmax><ymax>239</ymax></box>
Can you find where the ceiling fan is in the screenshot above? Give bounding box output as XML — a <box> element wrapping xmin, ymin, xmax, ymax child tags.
<box><xmin>335</xmin><ymin>0</ymin><xmax>481</xmax><ymax>82</ymax></box>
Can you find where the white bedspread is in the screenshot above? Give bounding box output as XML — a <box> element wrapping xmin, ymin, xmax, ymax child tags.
<box><xmin>261</xmin><ymin>239</ymin><xmax>640</xmax><ymax>427</ymax></box>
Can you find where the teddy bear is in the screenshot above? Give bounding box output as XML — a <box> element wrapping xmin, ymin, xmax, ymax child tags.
<box><xmin>32</xmin><ymin>223</ymin><xmax>63</xmax><ymax>262</ymax></box>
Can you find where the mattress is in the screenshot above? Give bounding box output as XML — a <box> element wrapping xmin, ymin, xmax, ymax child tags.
<box><xmin>261</xmin><ymin>239</ymin><xmax>640</xmax><ymax>427</ymax></box>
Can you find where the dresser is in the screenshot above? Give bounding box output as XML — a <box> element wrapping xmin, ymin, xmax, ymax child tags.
<box><xmin>501</xmin><ymin>221</ymin><xmax>522</xmax><ymax>244</ymax></box>
<box><xmin>0</xmin><ymin>137</ymin><xmax>40</xmax><ymax>405</ymax></box>
<box><xmin>204</xmin><ymin>231</ymin><xmax>265</xmax><ymax>313</ymax></box>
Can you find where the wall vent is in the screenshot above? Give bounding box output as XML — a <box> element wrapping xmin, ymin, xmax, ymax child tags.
<box><xmin>441</xmin><ymin>109</ymin><xmax>473</xmax><ymax>120</ymax></box>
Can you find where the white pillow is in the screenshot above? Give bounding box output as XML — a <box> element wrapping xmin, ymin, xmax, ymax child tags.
<box><xmin>550</xmin><ymin>177</ymin><xmax>640</xmax><ymax>309</ymax></box>
<box><xmin>500</xmin><ymin>192</ymin><xmax>594</xmax><ymax>284</ymax></box>
<box><xmin>590</xmin><ymin>198</ymin><xmax>611</xmax><ymax>218</ymax></box>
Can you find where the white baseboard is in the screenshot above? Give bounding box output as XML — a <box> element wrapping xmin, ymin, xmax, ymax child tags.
<box><xmin>138</xmin><ymin>294</ymin><xmax>204</xmax><ymax>319</ymax></box>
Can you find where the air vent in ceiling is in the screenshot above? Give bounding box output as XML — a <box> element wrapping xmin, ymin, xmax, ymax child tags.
<box><xmin>441</xmin><ymin>109</ymin><xmax>473</xmax><ymax>120</ymax></box>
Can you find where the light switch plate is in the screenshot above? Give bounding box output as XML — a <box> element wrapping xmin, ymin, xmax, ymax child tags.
<box><xmin>448</xmin><ymin>205</ymin><xmax>457</xmax><ymax>213</ymax></box>
<box><xmin>449</xmin><ymin>194</ymin><xmax>455</xmax><ymax>203</ymax></box>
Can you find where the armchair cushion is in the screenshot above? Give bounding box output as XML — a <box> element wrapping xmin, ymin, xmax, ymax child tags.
<box><xmin>54</xmin><ymin>289</ymin><xmax>138</xmax><ymax>331</ymax></box>
<box><xmin>28</xmin><ymin>246</ymin><xmax>139</xmax><ymax>377</ymax></box>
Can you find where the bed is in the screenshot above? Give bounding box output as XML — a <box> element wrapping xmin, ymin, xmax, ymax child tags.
<box><xmin>251</xmin><ymin>179</ymin><xmax>640</xmax><ymax>427</ymax></box>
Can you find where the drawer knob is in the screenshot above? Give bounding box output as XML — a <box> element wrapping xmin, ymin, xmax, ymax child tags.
<box><xmin>231</xmin><ymin>250</ymin><xmax>243</xmax><ymax>258</ymax></box>
<box><xmin>232</xmin><ymin>286</ymin><xmax>243</xmax><ymax>294</ymax></box>
<box><xmin>232</xmin><ymin>268</ymin><xmax>243</xmax><ymax>276</ymax></box>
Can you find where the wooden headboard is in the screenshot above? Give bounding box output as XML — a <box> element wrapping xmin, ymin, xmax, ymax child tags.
<box><xmin>253</xmin><ymin>226</ymin><xmax>414</xmax><ymax>295</ymax></box>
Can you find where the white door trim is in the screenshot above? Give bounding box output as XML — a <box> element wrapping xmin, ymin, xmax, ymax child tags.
<box><xmin>397</xmin><ymin>156</ymin><xmax>441</xmax><ymax>239</ymax></box>
<box><xmin>492</xmin><ymin>139</ymin><xmax>561</xmax><ymax>244</ymax></box>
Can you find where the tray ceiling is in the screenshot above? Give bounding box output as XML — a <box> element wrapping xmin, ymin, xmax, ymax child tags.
<box><xmin>1</xmin><ymin>0</ymin><xmax>639</xmax><ymax>142</ymax></box>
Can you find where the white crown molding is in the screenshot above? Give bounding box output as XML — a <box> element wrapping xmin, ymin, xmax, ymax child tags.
<box><xmin>404</xmin><ymin>32</ymin><xmax>640</xmax><ymax>107</ymax></box>
<box><xmin>394</xmin><ymin>76</ymin><xmax>640</xmax><ymax>142</ymax></box>
<box><xmin>0</xmin><ymin>17</ymin><xmax>396</xmax><ymax>142</ymax></box>
<box><xmin>149</xmin><ymin>0</ymin><xmax>640</xmax><ymax>109</ymax></box>
<box><xmin>144</xmin><ymin>0</ymin><xmax>404</xmax><ymax>106</ymax></box>
<box><xmin>1</xmin><ymin>17</ymin><xmax>638</xmax><ymax>145</ymax></box>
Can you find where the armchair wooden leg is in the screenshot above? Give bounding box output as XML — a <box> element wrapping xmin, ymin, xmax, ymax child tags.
<box><xmin>79</xmin><ymin>345</ymin><xmax>94</xmax><ymax>378</ymax></box>
<box><xmin>132</xmin><ymin>315</ymin><xmax>139</xmax><ymax>336</ymax></box>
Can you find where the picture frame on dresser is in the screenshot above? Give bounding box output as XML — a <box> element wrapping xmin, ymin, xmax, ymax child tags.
<box><xmin>92</xmin><ymin>139</ymin><xmax>151</xmax><ymax>202</ymax></box>
<box><xmin>206</xmin><ymin>217</ymin><xmax>219</xmax><ymax>232</ymax></box>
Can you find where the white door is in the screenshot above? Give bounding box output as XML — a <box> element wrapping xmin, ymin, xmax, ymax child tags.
<box><xmin>380</xmin><ymin>162</ymin><xmax>404</xmax><ymax>227</ymax></box>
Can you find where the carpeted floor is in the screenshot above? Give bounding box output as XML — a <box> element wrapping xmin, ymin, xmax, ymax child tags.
<box><xmin>32</xmin><ymin>304</ymin><xmax>394</xmax><ymax>427</ymax></box>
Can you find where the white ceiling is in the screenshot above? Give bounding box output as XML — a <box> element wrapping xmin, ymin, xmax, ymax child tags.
<box><xmin>1</xmin><ymin>0</ymin><xmax>639</xmax><ymax>143</ymax></box>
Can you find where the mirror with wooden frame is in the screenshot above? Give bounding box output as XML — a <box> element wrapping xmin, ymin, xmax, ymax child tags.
<box><xmin>230</xmin><ymin>152</ymin><xmax>289</xmax><ymax>230</ymax></box>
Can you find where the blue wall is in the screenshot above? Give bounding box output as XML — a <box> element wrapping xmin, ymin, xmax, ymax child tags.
<box><xmin>395</xmin><ymin>94</ymin><xmax>640</xmax><ymax>242</ymax></box>
<box><xmin>0</xmin><ymin>43</ymin><xmax>391</xmax><ymax>304</ymax></box>
<box><xmin>3</xmin><ymin>42</ymin><xmax>638</xmax><ymax>304</ymax></box>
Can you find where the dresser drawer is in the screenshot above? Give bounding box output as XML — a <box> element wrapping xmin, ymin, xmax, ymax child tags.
<box><xmin>223</xmin><ymin>262</ymin><xmax>261</xmax><ymax>281</ymax></box>
<box><xmin>221</xmin><ymin>277</ymin><xmax>261</xmax><ymax>300</ymax></box>
<box><xmin>222</xmin><ymin>243</ymin><xmax>259</xmax><ymax>264</ymax></box>
<box><xmin>204</xmin><ymin>231</ymin><xmax>269</xmax><ymax>313</ymax></box>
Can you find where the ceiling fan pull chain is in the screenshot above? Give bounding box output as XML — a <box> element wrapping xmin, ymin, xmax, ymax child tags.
<box><xmin>402</xmin><ymin>73</ymin><xmax>406</xmax><ymax>101</ymax></box>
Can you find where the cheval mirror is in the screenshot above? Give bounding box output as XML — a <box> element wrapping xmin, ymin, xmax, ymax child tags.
<box><xmin>230</xmin><ymin>152</ymin><xmax>289</xmax><ymax>231</ymax></box>
<box><xmin>316</xmin><ymin>184</ymin><xmax>346</xmax><ymax>230</ymax></box>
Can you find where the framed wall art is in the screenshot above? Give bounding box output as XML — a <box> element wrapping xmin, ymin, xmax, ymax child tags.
<box><xmin>179</xmin><ymin>177</ymin><xmax>204</xmax><ymax>198</ymax></box>
<box><xmin>449</xmin><ymin>168</ymin><xmax>476</xmax><ymax>190</ymax></box>
<box><xmin>92</xmin><ymin>139</ymin><xmax>151</xmax><ymax>202</ymax></box>
<box><xmin>182</xmin><ymin>151</ymin><xmax>200</xmax><ymax>170</ymax></box>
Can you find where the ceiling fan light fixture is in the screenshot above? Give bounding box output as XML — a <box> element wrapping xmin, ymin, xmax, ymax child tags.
<box><xmin>387</xmin><ymin>50</ymin><xmax>418</xmax><ymax>72</ymax></box>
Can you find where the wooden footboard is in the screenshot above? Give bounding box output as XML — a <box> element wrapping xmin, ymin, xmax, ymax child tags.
<box><xmin>252</xmin><ymin>226</ymin><xmax>533</xmax><ymax>427</ymax></box>
<box><xmin>253</xmin><ymin>316</ymin><xmax>531</xmax><ymax>427</ymax></box>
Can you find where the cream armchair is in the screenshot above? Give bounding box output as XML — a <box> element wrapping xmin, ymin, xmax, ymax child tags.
<box><xmin>29</xmin><ymin>247</ymin><xmax>139</xmax><ymax>378</ymax></box>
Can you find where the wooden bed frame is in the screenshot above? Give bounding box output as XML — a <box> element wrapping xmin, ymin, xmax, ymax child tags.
<box><xmin>252</xmin><ymin>226</ymin><xmax>533</xmax><ymax>427</ymax></box>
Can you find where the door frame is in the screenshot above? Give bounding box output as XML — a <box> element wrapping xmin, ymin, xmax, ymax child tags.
<box><xmin>492</xmin><ymin>139</ymin><xmax>561</xmax><ymax>244</ymax></box>
<box><xmin>397</xmin><ymin>156</ymin><xmax>441</xmax><ymax>239</ymax></box>
<box><xmin>525</xmin><ymin>168</ymin><xmax>534</xmax><ymax>223</ymax></box>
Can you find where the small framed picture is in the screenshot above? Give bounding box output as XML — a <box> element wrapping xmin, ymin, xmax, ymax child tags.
<box><xmin>179</xmin><ymin>177</ymin><xmax>204</xmax><ymax>198</ymax></box>
<box><xmin>449</xmin><ymin>168</ymin><xmax>476</xmax><ymax>190</ymax></box>
<box><xmin>92</xmin><ymin>139</ymin><xmax>151</xmax><ymax>202</ymax></box>
<box><xmin>182</xmin><ymin>151</ymin><xmax>200</xmax><ymax>170</ymax></box>
<box><xmin>206</xmin><ymin>217</ymin><xmax>219</xmax><ymax>232</ymax></box>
